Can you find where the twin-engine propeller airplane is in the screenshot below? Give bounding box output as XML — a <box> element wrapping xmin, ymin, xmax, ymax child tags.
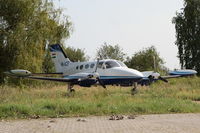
<box><xmin>4</xmin><ymin>44</ymin><xmax>197</xmax><ymax>94</ymax></box>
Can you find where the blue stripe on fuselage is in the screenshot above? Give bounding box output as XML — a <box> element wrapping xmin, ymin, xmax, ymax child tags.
<box><xmin>63</xmin><ymin>75</ymin><xmax>143</xmax><ymax>86</ymax></box>
<box><xmin>64</xmin><ymin>76</ymin><xmax>142</xmax><ymax>79</ymax></box>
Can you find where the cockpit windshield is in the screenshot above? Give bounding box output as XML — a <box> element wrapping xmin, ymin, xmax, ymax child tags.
<box><xmin>97</xmin><ymin>60</ymin><xmax>127</xmax><ymax>69</ymax></box>
<box><xmin>105</xmin><ymin>61</ymin><xmax>121</xmax><ymax>69</ymax></box>
<box><xmin>117</xmin><ymin>61</ymin><xmax>127</xmax><ymax>68</ymax></box>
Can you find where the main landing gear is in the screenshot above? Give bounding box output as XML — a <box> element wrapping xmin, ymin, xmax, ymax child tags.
<box><xmin>131</xmin><ymin>82</ymin><xmax>138</xmax><ymax>95</ymax></box>
<box><xmin>66</xmin><ymin>83</ymin><xmax>138</xmax><ymax>95</ymax></box>
<box><xmin>67</xmin><ymin>83</ymin><xmax>75</xmax><ymax>93</ymax></box>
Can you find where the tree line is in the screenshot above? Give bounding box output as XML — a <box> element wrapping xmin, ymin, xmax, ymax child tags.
<box><xmin>0</xmin><ymin>0</ymin><xmax>72</xmax><ymax>84</ymax></box>
<box><xmin>96</xmin><ymin>43</ymin><xmax>166</xmax><ymax>73</ymax></box>
<box><xmin>173</xmin><ymin>0</ymin><xmax>200</xmax><ymax>74</ymax></box>
<box><xmin>0</xmin><ymin>0</ymin><xmax>199</xmax><ymax>85</ymax></box>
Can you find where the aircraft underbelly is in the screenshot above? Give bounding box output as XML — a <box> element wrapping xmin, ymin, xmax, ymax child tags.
<box><xmin>100</xmin><ymin>76</ymin><xmax>142</xmax><ymax>86</ymax></box>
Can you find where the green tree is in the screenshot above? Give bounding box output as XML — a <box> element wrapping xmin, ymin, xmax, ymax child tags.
<box><xmin>63</xmin><ymin>46</ymin><xmax>88</xmax><ymax>62</ymax></box>
<box><xmin>125</xmin><ymin>46</ymin><xmax>165</xmax><ymax>72</ymax></box>
<box><xmin>42</xmin><ymin>49</ymin><xmax>55</xmax><ymax>73</ymax></box>
<box><xmin>173</xmin><ymin>0</ymin><xmax>200</xmax><ymax>74</ymax></box>
<box><xmin>96</xmin><ymin>42</ymin><xmax>126</xmax><ymax>61</ymax></box>
<box><xmin>0</xmin><ymin>0</ymin><xmax>72</xmax><ymax>83</ymax></box>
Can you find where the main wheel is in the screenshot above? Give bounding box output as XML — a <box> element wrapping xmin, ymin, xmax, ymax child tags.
<box><xmin>131</xmin><ymin>87</ymin><xmax>138</xmax><ymax>95</ymax></box>
<box><xmin>70</xmin><ymin>88</ymin><xmax>75</xmax><ymax>92</ymax></box>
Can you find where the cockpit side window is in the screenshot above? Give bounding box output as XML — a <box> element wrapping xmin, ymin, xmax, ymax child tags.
<box><xmin>105</xmin><ymin>61</ymin><xmax>120</xmax><ymax>69</ymax></box>
<box><xmin>97</xmin><ymin>62</ymin><xmax>104</xmax><ymax>68</ymax></box>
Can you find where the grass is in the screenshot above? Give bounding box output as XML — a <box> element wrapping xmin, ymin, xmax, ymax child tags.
<box><xmin>0</xmin><ymin>77</ymin><xmax>200</xmax><ymax>119</ymax></box>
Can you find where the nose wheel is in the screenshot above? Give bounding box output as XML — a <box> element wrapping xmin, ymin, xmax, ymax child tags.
<box><xmin>131</xmin><ymin>82</ymin><xmax>138</xmax><ymax>95</ymax></box>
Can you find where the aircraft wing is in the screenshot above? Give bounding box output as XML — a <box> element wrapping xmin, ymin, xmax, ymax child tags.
<box><xmin>161</xmin><ymin>75</ymin><xmax>182</xmax><ymax>79</ymax></box>
<box><xmin>4</xmin><ymin>70</ymin><xmax>77</xmax><ymax>82</ymax></box>
<box><xmin>4</xmin><ymin>69</ymin><xmax>99</xmax><ymax>83</ymax></box>
<box><xmin>32</xmin><ymin>72</ymin><xmax>63</xmax><ymax>76</ymax></box>
<box><xmin>26</xmin><ymin>76</ymin><xmax>77</xmax><ymax>82</ymax></box>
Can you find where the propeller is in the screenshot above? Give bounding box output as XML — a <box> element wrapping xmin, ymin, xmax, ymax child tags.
<box><xmin>97</xmin><ymin>77</ymin><xmax>106</xmax><ymax>88</ymax></box>
<box><xmin>158</xmin><ymin>76</ymin><xmax>168</xmax><ymax>83</ymax></box>
<box><xmin>94</xmin><ymin>58</ymin><xmax>99</xmax><ymax>73</ymax></box>
<box><xmin>148</xmin><ymin>72</ymin><xmax>168</xmax><ymax>83</ymax></box>
<box><xmin>78</xmin><ymin>58</ymin><xmax>106</xmax><ymax>88</ymax></box>
<box><xmin>148</xmin><ymin>75</ymin><xmax>154</xmax><ymax>82</ymax></box>
<box><xmin>94</xmin><ymin>58</ymin><xmax>106</xmax><ymax>89</ymax></box>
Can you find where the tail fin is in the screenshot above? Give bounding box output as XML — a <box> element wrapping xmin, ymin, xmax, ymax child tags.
<box><xmin>49</xmin><ymin>44</ymin><xmax>71</xmax><ymax>73</ymax></box>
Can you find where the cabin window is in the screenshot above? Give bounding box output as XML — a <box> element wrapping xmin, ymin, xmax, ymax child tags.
<box><xmin>76</xmin><ymin>66</ymin><xmax>79</xmax><ymax>70</ymax></box>
<box><xmin>80</xmin><ymin>65</ymin><xmax>83</xmax><ymax>70</ymax></box>
<box><xmin>90</xmin><ymin>63</ymin><xmax>95</xmax><ymax>68</ymax></box>
<box><xmin>105</xmin><ymin>61</ymin><xmax>120</xmax><ymax>69</ymax></box>
<box><xmin>85</xmin><ymin>64</ymin><xmax>89</xmax><ymax>69</ymax></box>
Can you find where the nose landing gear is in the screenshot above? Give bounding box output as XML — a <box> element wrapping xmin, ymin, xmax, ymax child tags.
<box><xmin>67</xmin><ymin>83</ymin><xmax>75</xmax><ymax>94</ymax></box>
<box><xmin>131</xmin><ymin>82</ymin><xmax>138</xmax><ymax>95</ymax></box>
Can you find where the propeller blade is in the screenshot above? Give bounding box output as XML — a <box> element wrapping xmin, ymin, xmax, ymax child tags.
<box><xmin>158</xmin><ymin>76</ymin><xmax>168</xmax><ymax>83</ymax></box>
<box><xmin>94</xmin><ymin>58</ymin><xmax>100</xmax><ymax>73</ymax></box>
<box><xmin>97</xmin><ymin>77</ymin><xmax>106</xmax><ymax>89</ymax></box>
<box><xmin>148</xmin><ymin>75</ymin><xmax>154</xmax><ymax>82</ymax></box>
<box><xmin>78</xmin><ymin>58</ymin><xmax>105</xmax><ymax>88</ymax></box>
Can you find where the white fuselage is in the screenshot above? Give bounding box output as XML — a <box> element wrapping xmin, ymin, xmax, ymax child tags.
<box><xmin>62</xmin><ymin>59</ymin><xmax>144</xmax><ymax>80</ymax></box>
<box><xmin>49</xmin><ymin>44</ymin><xmax>143</xmax><ymax>85</ymax></box>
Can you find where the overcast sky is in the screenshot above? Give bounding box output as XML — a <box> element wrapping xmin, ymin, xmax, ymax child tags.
<box><xmin>54</xmin><ymin>0</ymin><xmax>184</xmax><ymax>69</ymax></box>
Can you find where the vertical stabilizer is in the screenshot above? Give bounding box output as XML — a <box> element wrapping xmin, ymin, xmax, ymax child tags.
<box><xmin>49</xmin><ymin>44</ymin><xmax>71</xmax><ymax>73</ymax></box>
